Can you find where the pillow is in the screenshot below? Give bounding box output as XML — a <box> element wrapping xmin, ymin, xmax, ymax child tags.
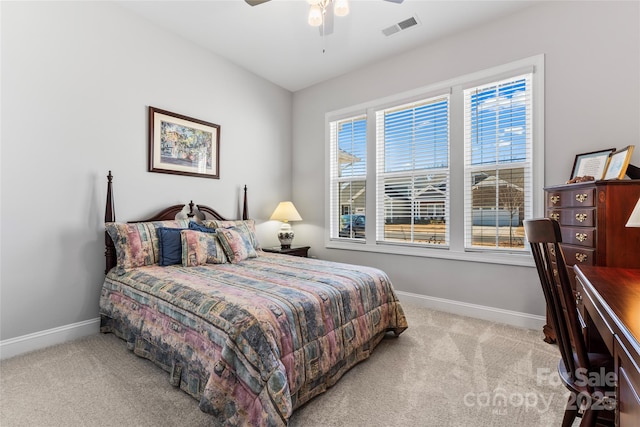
<box><xmin>188</xmin><ymin>221</ymin><xmax>216</xmax><ymax>233</ymax></box>
<box><xmin>216</xmin><ymin>226</ymin><xmax>258</xmax><ymax>264</ymax></box>
<box><xmin>180</xmin><ymin>230</ymin><xmax>227</xmax><ymax>267</ymax></box>
<box><xmin>157</xmin><ymin>227</ymin><xmax>186</xmax><ymax>266</ymax></box>
<box><xmin>204</xmin><ymin>219</ymin><xmax>260</xmax><ymax>250</ymax></box>
<box><xmin>106</xmin><ymin>220</ymin><xmax>190</xmax><ymax>273</ymax></box>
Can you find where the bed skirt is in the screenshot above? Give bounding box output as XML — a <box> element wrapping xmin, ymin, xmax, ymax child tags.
<box><xmin>101</xmin><ymin>314</ymin><xmax>396</xmax><ymax>420</ymax></box>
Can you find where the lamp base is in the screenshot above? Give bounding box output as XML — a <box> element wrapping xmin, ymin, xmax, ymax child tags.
<box><xmin>277</xmin><ymin>223</ymin><xmax>294</xmax><ymax>249</ymax></box>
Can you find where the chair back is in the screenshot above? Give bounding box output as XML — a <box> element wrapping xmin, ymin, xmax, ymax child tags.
<box><xmin>524</xmin><ymin>218</ymin><xmax>591</xmax><ymax>389</ymax></box>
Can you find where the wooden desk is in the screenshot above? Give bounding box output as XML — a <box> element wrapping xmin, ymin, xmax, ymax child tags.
<box><xmin>574</xmin><ymin>265</ymin><xmax>640</xmax><ymax>426</ymax></box>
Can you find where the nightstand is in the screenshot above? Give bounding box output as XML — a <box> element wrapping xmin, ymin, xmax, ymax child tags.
<box><xmin>262</xmin><ymin>246</ymin><xmax>310</xmax><ymax>258</ymax></box>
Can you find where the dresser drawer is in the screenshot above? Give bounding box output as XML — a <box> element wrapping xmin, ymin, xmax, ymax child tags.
<box><xmin>547</xmin><ymin>208</ymin><xmax>595</xmax><ymax>227</ymax></box>
<box><xmin>547</xmin><ymin>188</ymin><xmax>595</xmax><ymax>208</ymax></box>
<box><xmin>561</xmin><ymin>244</ymin><xmax>596</xmax><ymax>267</ymax></box>
<box><xmin>560</xmin><ymin>226</ymin><xmax>596</xmax><ymax>248</ymax></box>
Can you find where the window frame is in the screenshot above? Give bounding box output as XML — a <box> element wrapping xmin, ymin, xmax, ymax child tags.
<box><xmin>463</xmin><ymin>73</ymin><xmax>533</xmax><ymax>252</ymax></box>
<box><xmin>324</xmin><ymin>55</ymin><xmax>544</xmax><ymax>266</ymax></box>
<box><xmin>375</xmin><ymin>93</ymin><xmax>451</xmax><ymax>248</ymax></box>
<box><xmin>328</xmin><ymin>114</ymin><xmax>368</xmax><ymax>241</ymax></box>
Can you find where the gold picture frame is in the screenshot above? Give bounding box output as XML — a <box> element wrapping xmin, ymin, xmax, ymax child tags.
<box><xmin>603</xmin><ymin>145</ymin><xmax>635</xmax><ymax>180</ymax></box>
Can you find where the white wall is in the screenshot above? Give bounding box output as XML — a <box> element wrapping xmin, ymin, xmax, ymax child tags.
<box><xmin>292</xmin><ymin>1</ymin><xmax>640</xmax><ymax>317</ymax></box>
<box><xmin>2</xmin><ymin>0</ymin><xmax>638</xmax><ymax>350</ymax></box>
<box><xmin>0</xmin><ymin>1</ymin><xmax>292</xmax><ymax>342</ymax></box>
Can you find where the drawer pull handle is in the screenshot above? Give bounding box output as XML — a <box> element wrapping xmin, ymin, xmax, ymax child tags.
<box><xmin>550</xmin><ymin>195</ymin><xmax>560</xmax><ymax>205</ymax></box>
<box><xmin>575</xmin><ymin>291</ymin><xmax>582</xmax><ymax>305</ymax></box>
<box><xmin>575</xmin><ymin>193</ymin><xmax>588</xmax><ymax>203</ymax></box>
<box><xmin>576</xmin><ymin>253</ymin><xmax>588</xmax><ymax>263</ymax></box>
<box><xmin>550</xmin><ymin>212</ymin><xmax>560</xmax><ymax>221</ymax></box>
<box><xmin>575</xmin><ymin>213</ymin><xmax>588</xmax><ymax>222</ymax></box>
<box><xmin>602</xmin><ymin>396</ymin><xmax>617</xmax><ymax>411</ymax></box>
<box><xmin>575</xmin><ymin>233</ymin><xmax>588</xmax><ymax>242</ymax></box>
<box><xmin>550</xmin><ymin>246</ymin><xmax>556</xmax><ymax>256</ymax></box>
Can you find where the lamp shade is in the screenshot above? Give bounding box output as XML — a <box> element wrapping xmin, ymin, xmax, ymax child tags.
<box><xmin>626</xmin><ymin>197</ymin><xmax>640</xmax><ymax>227</ymax></box>
<box><xmin>308</xmin><ymin>4</ymin><xmax>323</xmax><ymax>27</ymax></box>
<box><xmin>270</xmin><ymin>201</ymin><xmax>302</xmax><ymax>223</ymax></box>
<box><xmin>334</xmin><ymin>0</ymin><xmax>349</xmax><ymax>17</ymax></box>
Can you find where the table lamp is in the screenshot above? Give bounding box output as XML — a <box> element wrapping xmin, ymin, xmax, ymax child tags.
<box><xmin>270</xmin><ymin>201</ymin><xmax>302</xmax><ymax>249</ymax></box>
<box><xmin>626</xmin><ymin>197</ymin><xmax>640</xmax><ymax>227</ymax></box>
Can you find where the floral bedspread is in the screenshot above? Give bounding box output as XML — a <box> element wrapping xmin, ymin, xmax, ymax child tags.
<box><xmin>99</xmin><ymin>253</ymin><xmax>408</xmax><ymax>426</ymax></box>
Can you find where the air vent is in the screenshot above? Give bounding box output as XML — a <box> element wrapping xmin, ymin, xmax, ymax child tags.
<box><xmin>382</xmin><ymin>15</ymin><xmax>419</xmax><ymax>37</ymax></box>
<box><xmin>382</xmin><ymin>26</ymin><xmax>400</xmax><ymax>37</ymax></box>
<box><xmin>398</xmin><ymin>17</ymin><xmax>418</xmax><ymax>30</ymax></box>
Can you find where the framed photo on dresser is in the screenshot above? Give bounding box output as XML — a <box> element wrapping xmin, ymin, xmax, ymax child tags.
<box><xmin>570</xmin><ymin>148</ymin><xmax>615</xmax><ymax>181</ymax></box>
<box><xmin>603</xmin><ymin>145</ymin><xmax>635</xmax><ymax>180</ymax></box>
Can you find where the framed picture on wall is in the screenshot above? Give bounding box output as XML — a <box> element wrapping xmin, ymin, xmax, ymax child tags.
<box><xmin>148</xmin><ymin>106</ymin><xmax>220</xmax><ymax>179</ymax></box>
<box><xmin>570</xmin><ymin>148</ymin><xmax>615</xmax><ymax>181</ymax></box>
<box><xmin>603</xmin><ymin>145</ymin><xmax>635</xmax><ymax>180</ymax></box>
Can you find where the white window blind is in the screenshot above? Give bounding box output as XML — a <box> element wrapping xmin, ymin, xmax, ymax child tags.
<box><xmin>326</xmin><ymin>56</ymin><xmax>542</xmax><ymax>264</ymax></box>
<box><xmin>329</xmin><ymin>115</ymin><xmax>367</xmax><ymax>239</ymax></box>
<box><xmin>376</xmin><ymin>95</ymin><xmax>450</xmax><ymax>246</ymax></box>
<box><xmin>463</xmin><ymin>74</ymin><xmax>533</xmax><ymax>251</ymax></box>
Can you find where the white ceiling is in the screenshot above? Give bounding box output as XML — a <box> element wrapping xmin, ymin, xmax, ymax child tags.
<box><xmin>117</xmin><ymin>0</ymin><xmax>536</xmax><ymax>92</ymax></box>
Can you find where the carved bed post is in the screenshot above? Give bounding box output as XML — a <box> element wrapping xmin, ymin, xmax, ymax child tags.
<box><xmin>105</xmin><ymin>171</ymin><xmax>115</xmax><ymax>222</ymax></box>
<box><xmin>105</xmin><ymin>171</ymin><xmax>116</xmax><ymax>274</ymax></box>
<box><xmin>243</xmin><ymin>185</ymin><xmax>248</xmax><ymax>220</ymax></box>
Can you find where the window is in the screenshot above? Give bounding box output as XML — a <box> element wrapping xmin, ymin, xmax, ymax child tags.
<box><xmin>375</xmin><ymin>95</ymin><xmax>450</xmax><ymax>246</ymax></box>
<box><xmin>464</xmin><ymin>74</ymin><xmax>532</xmax><ymax>250</ymax></box>
<box><xmin>327</xmin><ymin>56</ymin><xmax>543</xmax><ymax>264</ymax></box>
<box><xmin>329</xmin><ymin>115</ymin><xmax>367</xmax><ymax>239</ymax></box>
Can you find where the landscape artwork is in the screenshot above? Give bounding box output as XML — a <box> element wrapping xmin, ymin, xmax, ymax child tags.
<box><xmin>148</xmin><ymin>107</ymin><xmax>220</xmax><ymax>179</ymax></box>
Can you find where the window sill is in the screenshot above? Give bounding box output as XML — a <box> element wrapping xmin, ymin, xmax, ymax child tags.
<box><xmin>325</xmin><ymin>239</ymin><xmax>535</xmax><ymax>267</ymax></box>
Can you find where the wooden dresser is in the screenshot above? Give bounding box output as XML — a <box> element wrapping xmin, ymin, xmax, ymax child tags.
<box><xmin>543</xmin><ymin>180</ymin><xmax>640</xmax><ymax>343</ymax></box>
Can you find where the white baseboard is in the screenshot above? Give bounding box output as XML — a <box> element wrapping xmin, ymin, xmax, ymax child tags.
<box><xmin>396</xmin><ymin>290</ymin><xmax>546</xmax><ymax>331</ymax></box>
<box><xmin>0</xmin><ymin>318</ymin><xmax>101</xmax><ymax>360</ymax></box>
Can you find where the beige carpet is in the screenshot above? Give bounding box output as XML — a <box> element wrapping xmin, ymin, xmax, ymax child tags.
<box><xmin>1</xmin><ymin>304</ymin><xmax>572</xmax><ymax>426</ymax></box>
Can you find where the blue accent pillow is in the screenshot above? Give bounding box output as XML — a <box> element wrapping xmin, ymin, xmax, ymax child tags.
<box><xmin>157</xmin><ymin>227</ymin><xmax>187</xmax><ymax>266</ymax></box>
<box><xmin>188</xmin><ymin>221</ymin><xmax>216</xmax><ymax>233</ymax></box>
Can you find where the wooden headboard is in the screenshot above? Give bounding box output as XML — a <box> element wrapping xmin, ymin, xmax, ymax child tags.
<box><xmin>104</xmin><ymin>171</ymin><xmax>248</xmax><ymax>273</ymax></box>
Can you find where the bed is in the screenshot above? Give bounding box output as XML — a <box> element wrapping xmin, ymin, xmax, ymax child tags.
<box><xmin>99</xmin><ymin>172</ymin><xmax>408</xmax><ymax>426</ymax></box>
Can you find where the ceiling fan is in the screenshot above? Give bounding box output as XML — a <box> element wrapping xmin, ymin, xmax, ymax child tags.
<box><xmin>245</xmin><ymin>0</ymin><xmax>404</xmax><ymax>37</ymax></box>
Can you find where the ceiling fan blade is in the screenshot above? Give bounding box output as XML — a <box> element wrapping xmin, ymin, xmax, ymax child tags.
<box><xmin>384</xmin><ymin>0</ymin><xmax>405</xmax><ymax>3</ymax></box>
<box><xmin>319</xmin><ymin>6</ymin><xmax>334</xmax><ymax>36</ymax></box>
<box><xmin>245</xmin><ymin>0</ymin><xmax>271</xmax><ymax>6</ymax></box>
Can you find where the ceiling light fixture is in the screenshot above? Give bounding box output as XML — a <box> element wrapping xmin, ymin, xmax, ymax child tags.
<box><xmin>246</xmin><ymin>0</ymin><xmax>403</xmax><ymax>53</ymax></box>
<box><xmin>307</xmin><ymin>0</ymin><xmax>349</xmax><ymax>53</ymax></box>
<box><xmin>307</xmin><ymin>0</ymin><xmax>349</xmax><ymax>27</ymax></box>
